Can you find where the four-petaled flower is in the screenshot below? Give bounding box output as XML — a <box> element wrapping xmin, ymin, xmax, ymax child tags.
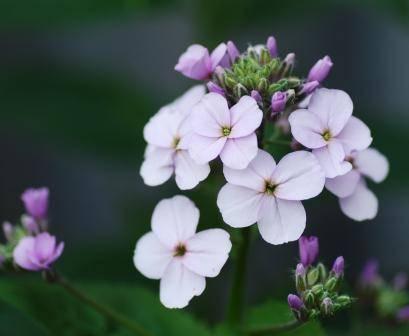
<box><xmin>134</xmin><ymin>195</ymin><xmax>232</xmax><ymax>308</ymax></box>
<box><xmin>21</xmin><ymin>187</ymin><xmax>49</xmax><ymax>220</ymax></box>
<box><xmin>189</xmin><ymin>93</ymin><xmax>263</xmax><ymax>169</ymax></box>
<box><xmin>289</xmin><ymin>88</ymin><xmax>372</xmax><ymax>178</ymax></box>
<box><xmin>217</xmin><ymin>150</ymin><xmax>325</xmax><ymax>244</ymax></box>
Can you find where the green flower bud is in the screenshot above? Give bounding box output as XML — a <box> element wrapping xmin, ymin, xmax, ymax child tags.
<box><xmin>317</xmin><ymin>262</ymin><xmax>328</xmax><ymax>281</ymax></box>
<box><xmin>311</xmin><ymin>284</ymin><xmax>324</xmax><ymax>296</ymax></box>
<box><xmin>304</xmin><ymin>290</ymin><xmax>315</xmax><ymax>308</ymax></box>
<box><xmin>257</xmin><ymin>78</ymin><xmax>268</xmax><ymax>92</ymax></box>
<box><xmin>307</xmin><ymin>268</ymin><xmax>320</xmax><ymax>286</ymax></box>
<box><xmin>336</xmin><ymin>295</ymin><xmax>352</xmax><ymax>306</ymax></box>
<box><xmin>320</xmin><ymin>297</ymin><xmax>334</xmax><ymax>316</ymax></box>
<box><xmin>324</xmin><ymin>277</ymin><xmax>338</xmax><ymax>292</ymax></box>
<box><xmin>233</xmin><ymin>84</ymin><xmax>248</xmax><ymax>99</ymax></box>
<box><xmin>224</xmin><ymin>74</ymin><xmax>237</xmax><ymax>89</ymax></box>
<box><xmin>259</xmin><ymin>47</ymin><xmax>271</xmax><ymax>65</ymax></box>
<box><xmin>287</xmin><ymin>77</ymin><xmax>301</xmax><ymax>88</ymax></box>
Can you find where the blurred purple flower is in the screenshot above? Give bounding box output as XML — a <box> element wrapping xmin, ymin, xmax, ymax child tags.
<box><xmin>21</xmin><ymin>215</ymin><xmax>39</xmax><ymax>235</ymax></box>
<box><xmin>288</xmin><ymin>294</ymin><xmax>303</xmax><ymax>311</ymax></box>
<box><xmin>332</xmin><ymin>256</ymin><xmax>345</xmax><ymax>277</ymax></box>
<box><xmin>397</xmin><ymin>306</ymin><xmax>409</xmax><ymax>322</ymax></box>
<box><xmin>2</xmin><ymin>221</ymin><xmax>13</xmax><ymax>241</ymax></box>
<box><xmin>227</xmin><ymin>41</ymin><xmax>240</xmax><ymax>63</ymax></box>
<box><xmin>360</xmin><ymin>259</ymin><xmax>379</xmax><ymax>286</ymax></box>
<box><xmin>21</xmin><ymin>187</ymin><xmax>49</xmax><ymax>220</ymax></box>
<box><xmin>271</xmin><ymin>91</ymin><xmax>287</xmax><ymax>114</ymax></box>
<box><xmin>251</xmin><ymin>90</ymin><xmax>262</xmax><ymax>105</ymax></box>
<box><xmin>299</xmin><ymin>80</ymin><xmax>319</xmax><ymax>95</ymax></box>
<box><xmin>266</xmin><ymin>36</ymin><xmax>278</xmax><ymax>57</ymax></box>
<box><xmin>296</xmin><ymin>263</ymin><xmax>306</xmax><ymax>276</ymax></box>
<box><xmin>299</xmin><ymin>236</ymin><xmax>319</xmax><ymax>266</ymax></box>
<box><xmin>206</xmin><ymin>81</ymin><xmax>225</xmax><ymax>96</ymax></box>
<box><xmin>393</xmin><ymin>272</ymin><xmax>408</xmax><ymax>291</ymax></box>
<box><xmin>308</xmin><ymin>55</ymin><xmax>333</xmax><ymax>83</ymax></box>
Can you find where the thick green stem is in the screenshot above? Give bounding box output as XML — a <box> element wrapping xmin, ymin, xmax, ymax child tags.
<box><xmin>227</xmin><ymin>226</ymin><xmax>252</xmax><ymax>327</ymax></box>
<box><xmin>246</xmin><ymin>319</ymin><xmax>303</xmax><ymax>335</ymax></box>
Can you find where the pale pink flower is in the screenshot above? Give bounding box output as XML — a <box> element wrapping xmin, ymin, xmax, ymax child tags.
<box><xmin>133</xmin><ymin>195</ymin><xmax>232</xmax><ymax>309</ymax></box>
<box><xmin>217</xmin><ymin>150</ymin><xmax>325</xmax><ymax>245</ymax></box>
<box><xmin>325</xmin><ymin>148</ymin><xmax>389</xmax><ymax>221</ymax></box>
<box><xmin>289</xmin><ymin>88</ymin><xmax>372</xmax><ymax>178</ymax></box>
<box><xmin>140</xmin><ymin>86</ymin><xmax>210</xmax><ymax>190</ymax></box>
<box><xmin>189</xmin><ymin>93</ymin><xmax>263</xmax><ymax>169</ymax></box>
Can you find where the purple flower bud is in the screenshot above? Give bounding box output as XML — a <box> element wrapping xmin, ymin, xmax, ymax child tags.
<box><xmin>175</xmin><ymin>44</ymin><xmax>212</xmax><ymax>80</ymax></box>
<box><xmin>3</xmin><ymin>222</ymin><xmax>13</xmax><ymax>241</ymax></box>
<box><xmin>227</xmin><ymin>41</ymin><xmax>240</xmax><ymax>63</ymax></box>
<box><xmin>360</xmin><ymin>259</ymin><xmax>379</xmax><ymax>286</ymax></box>
<box><xmin>332</xmin><ymin>256</ymin><xmax>345</xmax><ymax>277</ymax></box>
<box><xmin>206</xmin><ymin>81</ymin><xmax>225</xmax><ymax>96</ymax></box>
<box><xmin>299</xmin><ymin>236</ymin><xmax>319</xmax><ymax>267</ymax></box>
<box><xmin>13</xmin><ymin>232</ymin><xmax>64</xmax><ymax>271</ymax></box>
<box><xmin>308</xmin><ymin>55</ymin><xmax>333</xmax><ymax>83</ymax></box>
<box><xmin>299</xmin><ymin>81</ymin><xmax>319</xmax><ymax>95</ymax></box>
<box><xmin>284</xmin><ymin>53</ymin><xmax>295</xmax><ymax>66</ymax></box>
<box><xmin>271</xmin><ymin>91</ymin><xmax>287</xmax><ymax>114</ymax></box>
<box><xmin>397</xmin><ymin>306</ymin><xmax>409</xmax><ymax>322</ymax></box>
<box><xmin>321</xmin><ymin>297</ymin><xmax>333</xmax><ymax>315</ymax></box>
<box><xmin>288</xmin><ymin>294</ymin><xmax>303</xmax><ymax>311</ymax></box>
<box><xmin>251</xmin><ymin>90</ymin><xmax>262</xmax><ymax>104</ymax></box>
<box><xmin>296</xmin><ymin>263</ymin><xmax>306</xmax><ymax>276</ymax></box>
<box><xmin>21</xmin><ymin>187</ymin><xmax>49</xmax><ymax>220</ymax></box>
<box><xmin>21</xmin><ymin>215</ymin><xmax>39</xmax><ymax>235</ymax></box>
<box><xmin>266</xmin><ymin>36</ymin><xmax>278</xmax><ymax>57</ymax></box>
<box><xmin>393</xmin><ymin>272</ymin><xmax>408</xmax><ymax>291</ymax></box>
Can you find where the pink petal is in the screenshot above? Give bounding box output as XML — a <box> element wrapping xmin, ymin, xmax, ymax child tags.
<box><xmin>34</xmin><ymin>233</ymin><xmax>56</xmax><ymax>261</ymax></box>
<box><xmin>217</xmin><ymin>184</ymin><xmax>264</xmax><ymax>228</ymax></box>
<box><xmin>49</xmin><ymin>242</ymin><xmax>65</xmax><ymax>264</ymax></box>
<box><xmin>272</xmin><ymin>151</ymin><xmax>325</xmax><ymax>200</ymax></box>
<box><xmin>152</xmin><ymin>196</ymin><xmax>199</xmax><ymax>248</ymax></box>
<box><xmin>159</xmin><ymin>259</ymin><xmax>206</xmax><ymax>309</ymax></box>
<box><xmin>288</xmin><ymin>110</ymin><xmax>327</xmax><ymax>149</ymax></box>
<box><xmin>210</xmin><ymin>43</ymin><xmax>228</xmax><ymax>69</ymax></box>
<box><xmin>339</xmin><ymin>180</ymin><xmax>378</xmax><ymax>221</ymax></box>
<box><xmin>229</xmin><ymin>96</ymin><xmax>263</xmax><ymax>138</ymax></box>
<box><xmin>175</xmin><ymin>44</ymin><xmax>212</xmax><ymax>80</ymax></box>
<box><xmin>223</xmin><ymin>149</ymin><xmax>276</xmax><ymax>192</ymax></box>
<box><xmin>183</xmin><ymin>229</ymin><xmax>232</xmax><ymax>277</ymax></box>
<box><xmin>140</xmin><ymin>147</ymin><xmax>175</xmax><ymax>186</ymax></box>
<box><xmin>354</xmin><ymin>148</ymin><xmax>389</xmax><ymax>183</ymax></box>
<box><xmin>13</xmin><ymin>237</ymin><xmax>40</xmax><ymax>271</ymax></box>
<box><xmin>172</xmin><ymin>85</ymin><xmax>206</xmax><ymax>117</ymax></box>
<box><xmin>337</xmin><ymin>116</ymin><xmax>372</xmax><ymax>152</ymax></box>
<box><xmin>309</xmin><ymin>88</ymin><xmax>353</xmax><ymax>136</ymax></box>
<box><xmin>174</xmin><ymin>150</ymin><xmax>210</xmax><ymax>190</ymax></box>
<box><xmin>133</xmin><ymin>232</ymin><xmax>173</xmax><ymax>280</ymax></box>
<box><xmin>220</xmin><ymin>134</ymin><xmax>258</xmax><ymax>169</ymax></box>
<box><xmin>312</xmin><ymin>140</ymin><xmax>352</xmax><ymax>178</ymax></box>
<box><xmin>257</xmin><ymin>198</ymin><xmax>306</xmax><ymax>245</ymax></box>
<box><xmin>325</xmin><ymin>169</ymin><xmax>361</xmax><ymax>198</ymax></box>
<box><xmin>188</xmin><ymin>133</ymin><xmax>227</xmax><ymax>164</ymax></box>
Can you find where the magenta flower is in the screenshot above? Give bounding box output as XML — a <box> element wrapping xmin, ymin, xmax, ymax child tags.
<box><xmin>21</xmin><ymin>187</ymin><xmax>49</xmax><ymax>220</ymax></box>
<box><xmin>271</xmin><ymin>91</ymin><xmax>288</xmax><ymax>114</ymax></box>
<box><xmin>140</xmin><ymin>86</ymin><xmax>210</xmax><ymax>190</ymax></box>
<box><xmin>21</xmin><ymin>215</ymin><xmax>39</xmax><ymax>235</ymax></box>
<box><xmin>288</xmin><ymin>294</ymin><xmax>304</xmax><ymax>311</ymax></box>
<box><xmin>299</xmin><ymin>236</ymin><xmax>319</xmax><ymax>266</ymax></box>
<box><xmin>325</xmin><ymin>148</ymin><xmax>389</xmax><ymax>221</ymax></box>
<box><xmin>13</xmin><ymin>232</ymin><xmax>64</xmax><ymax>271</ymax></box>
<box><xmin>133</xmin><ymin>195</ymin><xmax>232</xmax><ymax>309</ymax></box>
<box><xmin>217</xmin><ymin>150</ymin><xmax>325</xmax><ymax>245</ymax></box>
<box><xmin>289</xmin><ymin>88</ymin><xmax>372</xmax><ymax>178</ymax></box>
<box><xmin>175</xmin><ymin>43</ymin><xmax>229</xmax><ymax>80</ymax></box>
<box><xmin>397</xmin><ymin>306</ymin><xmax>409</xmax><ymax>322</ymax></box>
<box><xmin>307</xmin><ymin>56</ymin><xmax>333</xmax><ymax>83</ymax></box>
<box><xmin>189</xmin><ymin>93</ymin><xmax>263</xmax><ymax>169</ymax></box>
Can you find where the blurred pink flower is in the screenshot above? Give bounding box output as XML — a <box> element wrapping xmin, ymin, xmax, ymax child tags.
<box><xmin>21</xmin><ymin>187</ymin><xmax>49</xmax><ymax>220</ymax></box>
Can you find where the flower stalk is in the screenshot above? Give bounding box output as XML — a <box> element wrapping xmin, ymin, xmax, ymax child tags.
<box><xmin>246</xmin><ymin>319</ymin><xmax>303</xmax><ymax>335</ymax></box>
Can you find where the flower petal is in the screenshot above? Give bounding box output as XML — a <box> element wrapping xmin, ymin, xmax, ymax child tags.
<box><xmin>354</xmin><ymin>148</ymin><xmax>389</xmax><ymax>183</ymax></box>
<box><xmin>217</xmin><ymin>184</ymin><xmax>264</xmax><ymax>228</ymax></box>
<box><xmin>337</xmin><ymin>116</ymin><xmax>372</xmax><ymax>152</ymax></box>
<box><xmin>174</xmin><ymin>150</ymin><xmax>210</xmax><ymax>190</ymax></box>
<box><xmin>325</xmin><ymin>169</ymin><xmax>361</xmax><ymax>198</ymax></box>
<box><xmin>312</xmin><ymin>140</ymin><xmax>352</xmax><ymax>178</ymax></box>
<box><xmin>272</xmin><ymin>151</ymin><xmax>325</xmax><ymax>200</ymax></box>
<box><xmin>339</xmin><ymin>180</ymin><xmax>378</xmax><ymax>221</ymax></box>
<box><xmin>152</xmin><ymin>195</ymin><xmax>199</xmax><ymax>248</ymax></box>
<box><xmin>308</xmin><ymin>88</ymin><xmax>353</xmax><ymax>136</ymax></box>
<box><xmin>160</xmin><ymin>259</ymin><xmax>206</xmax><ymax>309</ymax></box>
<box><xmin>257</xmin><ymin>198</ymin><xmax>306</xmax><ymax>245</ymax></box>
<box><xmin>288</xmin><ymin>110</ymin><xmax>326</xmax><ymax>149</ymax></box>
<box><xmin>210</xmin><ymin>43</ymin><xmax>228</xmax><ymax>69</ymax></box>
<box><xmin>229</xmin><ymin>96</ymin><xmax>263</xmax><ymax>138</ymax></box>
<box><xmin>13</xmin><ymin>237</ymin><xmax>40</xmax><ymax>271</ymax></box>
<box><xmin>220</xmin><ymin>134</ymin><xmax>258</xmax><ymax>169</ymax></box>
<box><xmin>183</xmin><ymin>229</ymin><xmax>232</xmax><ymax>277</ymax></box>
<box><xmin>133</xmin><ymin>232</ymin><xmax>173</xmax><ymax>280</ymax></box>
<box><xmin>188</xmin><ymin>133</ymin><xmax>227</xmax><ymax>164</ymax></box>
<box><xmin>172</xmin><ymin>85</ymin><xmax>206</xmax><ymax>117</ymax></box>
<box><xmin>34</xmin><ymin>233</ymin><xmax>56</xmax><ymax>261</ymax></box>
<box><xmin>140</xmin><ymin>147</ymin><xmax>174</xmax><ymax>186</ymax></box>
<box><xmin>223</xmin><ymin>149</ymin><xmax>276</xmax><ymax>192</ymax></box>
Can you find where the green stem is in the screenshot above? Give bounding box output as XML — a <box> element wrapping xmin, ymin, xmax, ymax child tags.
<box><xmin>246</xmin><ymin>319</ymin><xmax>303</xmax><ymax>335</ymax></box>
<box><xmin>54</xmin><ymin>273</ymin><xmax>152</xmax><ymax>336</ymax></box>
<box><xmin>227</xmin><ymin>226</ymin><xmax>252</xmax><ymax>327</ymax></box>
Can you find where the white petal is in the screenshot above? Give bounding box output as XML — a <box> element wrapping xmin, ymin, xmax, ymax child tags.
<box><xmin>152</xmin><ymin>195</ymin><xmax>199</xmax><ymax>248</ymax></box>
<box><xmin>229</xmin><ymin>96</ymin><xmax>263</xmax><ymax>138</ymax></box>
<box><xmin>133</xmin><ymin>232</ymin><xmax>173</xmax><ymax>280</ymax></box>
<box><xmin>140</xmin><ymin>147</ymin><xmax>174</xmax><ymax>186</ymax></box>
<box><xmin>143</xmin><ymin>109</ymin><xmax>183</xmax><ymax>147</ymax></box>
<box><xmin>325</xmin><ymin>169</ymin><xmax>361</xmax><ymax>198</ymax></box>
<box><xmin>272</xmin><ymin>151</ymin><xmax>325</xmax><ymax>200</ymax></box>
<box><xmin>188</xmin><ymin>133</ymin><xmax>226</xmax><ymax>164</ymax></box>
<box><xmin>183</xmin><ymin>229</ymin><xmax>232</xmax><ymax>277</ymax></box>
<box><xmin>223</xmin><ymin>149</ymin><xmax>276</xmax><ymax>192</ymax></box>
<box><xmin>217</xmin><ymin>184</ymin><xmax>264</xmax><ymax>228</ymax></box>
<box><xmin>354</xmin><ymin>148</ymin><xmax>389</xmax><ymax>183</ymax></box>
<box><xmin>309</xmin><ymin>88</ymin><xmax>353</xmax><ymax>136</ymax></box>
<box><xmin>220</xmin><ymin>134</ymin><xmax>258</xmax><ymax>169</ymax></box>
<box><xmin>174</xmin><ymin>150</ymin><xmax>210</xmax><ymax>190</ymax></box>
<box><xmin>288</xmin><ymin>110</ymin><xmax>326</xmax><ymax>149</ymax></box>
<box><xmin>257</xmin><ymin>198</ymin><xmax>306</xmax><ymax>245</ymax></box>
<box><xmin>313</xmin><ymin>140</ymin><xmax>352</xmax><ymax>178</ymax></box>
<box><xmin>160</xmin><ymin>259</ymin><xmax>206</xmax><ymax>309</ymax></box>
<box><xmin>172</xmin><ymin>85</ymin><xmax>206</xmax><ymax>117</ymax></box>
<box><xmin>337</xmin><ymin>116</ymin><xmax>372</xmax><ymax>152</ymax></box>
<box><xmin>339</xmin><ymin>180</ymin><xmax>378</xmax><ymax>221</ymax></box>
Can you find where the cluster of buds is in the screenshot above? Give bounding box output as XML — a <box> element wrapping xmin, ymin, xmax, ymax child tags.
<box><xmin>0</xmin><ymin>187</ymin><xmax>64</xmax><ymax>272</ymax></box>
<box><xmin>287</xmin><ymin>236</ymin><xmax>353</xmax><ymax>321</ymax></box>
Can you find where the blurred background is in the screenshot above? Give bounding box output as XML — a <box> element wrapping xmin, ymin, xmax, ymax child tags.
<box><xmin>1</xmin><ymin>0</ymin><xmax>409</xmax><ymax>328</ymax></box>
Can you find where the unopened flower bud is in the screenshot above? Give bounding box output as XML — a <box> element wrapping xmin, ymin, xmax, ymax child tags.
<box><xmin>284</xmin><ymin>53</ymin><xmax>295</xmax><ymax>66</ymax></box>
<box><xmin>332</xmin><ymin>256</ymin><xmax>345</xmax><ymax>277</ymax></box>
<box><xmin>257</xmin><ymin>78</ymin><xmax>268</xmax><ymax>92</ymax></box>
<box><xmin>304</xmin><ymin>290</ymin><xmax>315</xmax><ymax>308</ymax></box>
<box><xmin>227</xmin><ymin>41</ymin><xmax>240</xmax><ymax>63</ymax></box>
<box><xmin>21</xmin><ymin>187</ymin><xmax>49</xmax><ymax>220</ymax></box>
<box><xmin>224</xmin><ymin>74</ymin><xmax>237</xmax><ymax>89</ymax></box>
<box><xmin>2</xmin><ymin>222</ymin><xmax>13</xmax><ymax>241</ymax></box>
<box><xmin>336</xmin><ymin>295</ymin><xmax>352</xmax><ymax>306</ymax></box>
<box><xmin>317</xmin><ymin>262</ymin><xmax>327</xmax><ymax>281</ymax></box>
<box><xmin>307</xmin><ymin>268</ymin><xmax>320</xmax><ymax>286</ymax></box>
<box><xmin>296</xmin><ymin>263</ymin><xmax>307</xmax><ymax>292</ymax></box>
<box><xmin>321</xmin><ymin>297</ymin><xmax>333</xmax><ymax>316</ymax></box>
<box><xmin>271</xmin><ymin>91</ymin><xmax>287</xmax><ymax>115</ymax></box>
<box><xmin>251</xmin><ymin>90</ymin><xmax>262</xmax><ymax>105</ymax></box>
<box><xmin>299</xmin><ymin>80</ymin><xmax>319</xmax><ymax>95</ymax></box>
<box><xmin>233</xmin><ymin>83</ymin><xmax>248</xmax><ymax>98</ymax></box>
<box><xmin>308</xmin><ymin>55</ymin><xmax>333</xmax><ymax>83</ymax></box>
<box><xmin>397</xmin><ymin>306</ymin><xmax>409</xmax><ymax>322</ymax></box>
<box><xmin>21</xmin><ymin>215</ymin><xmax>39</xmax><ymax>235</ymax></box>
<box><xmin>324</xmin><ymin>277</ymin><xmax>338</xmax><ymax>292</ymax></box>
<box><xmin>288</xmin><ymin>294</ymin><xmax>303</xmax><ymax>311</ymax></box>
<box><xmin>393</xmin><ymin>272</ymin><xmax>408</xmax><ymax>291</ymax></box>
<box><xmin>259</xmin><ymin>47</ymin><xmax>271</xmax><ymax>65</ymax></box>
<box><xmin>206</xmin><ymin>81</ymin><xmax>225</xmax><ymax>96</ymax></box>
<box><xmin>299</xmin><ymin>236</ymin><xmax>319</xmax><ymax>267</ymax></box>
<box><xmin>214</xmin><ymin>66</ymin><xmax>226</xmax><ymax>85</ymax></box>
<box><xmin>266</xmin><ymin>36</ymin><xmax>278</xmax><ymax>58</ymax></box>
<box><xmin>311</xmin><ymin>284</ymin><xmax>324</xmax><ymax>296</ymax></box>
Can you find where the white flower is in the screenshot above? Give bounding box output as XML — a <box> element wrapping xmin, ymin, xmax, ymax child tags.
<box><xmin>140</xmin><ymin>86</ymin><xmax>211</xmax><ymax>190</ymax></box>
<box><xmin>217</xmin><ymin>149</ymin><xmax>325</xmax><ymax>245</ymax></box>
<box><xmin>133</xmin><ymin>195</ymin><xmax>232</xmax><ymax>309</ymax></box>
<box><xmin>326</xmin><ymin>148</ymin><xmax>389</xmax><ymax>221</ymax></box>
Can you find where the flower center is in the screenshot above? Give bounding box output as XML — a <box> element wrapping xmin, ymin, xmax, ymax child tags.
<box><xmin>174</xmin><ymin>243</ymin><xmax>187</xmax><ymax>257</ymax></box>
<box><xmin>264</xmin><ymin>181</ymin><xmax>277</xmax><ymax>195</ymax></box>
<box><xmin>322</xmin><ymin>130</ymin><xmax>331</xmax><ymax>141</ymax></box>
<box><xmin>222</xmin><ymin>127</ymin><xmax>231</xmax><ymax>137</ymax></box>
<box><xmin>172</xmin><ymin>136</ymin><xmax>180</xmax><ymax>149</ymax></box>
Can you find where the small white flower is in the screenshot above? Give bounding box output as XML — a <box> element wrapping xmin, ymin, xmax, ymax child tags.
<box><xmin>133</xmin><ymin>195</ymin><xmax>232</xmax><ymax>309</ymax></box>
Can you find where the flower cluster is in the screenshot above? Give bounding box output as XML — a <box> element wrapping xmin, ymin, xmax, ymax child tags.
<box><xmin>287</xmin><ymin>236</ymin><xmax>353</xmax><ymax>321</ymax></box>
<box><xmin>0</xmin><ymin>187</ymin><xmax>64</xmax><ymax>272</ymax></box>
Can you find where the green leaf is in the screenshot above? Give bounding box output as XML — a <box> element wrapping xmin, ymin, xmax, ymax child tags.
<box><xmin>0</xmin><ymin>277</ymin><xmax>211</xmax><ymax>336</ymax></box>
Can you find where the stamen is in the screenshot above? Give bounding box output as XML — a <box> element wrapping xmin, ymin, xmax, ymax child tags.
<box><xmin>173</xmin><ymin>137</ymin><xmax>180</xmax><ymax>149</ymax></box>
<box><xmin>265</xmin><ymin>181</ymin><xmax>277</xmax><ymax>195</ymax></box>
<box><xmin>174</xmin><ymin>243</ymin><xmax>187</xmax><ymax>257</ymax></box>
<box><xmin>322</xmin><ymin>130</ymin><xmax>331</xmax><ymax>141</ymax></box>
<box><xmin>222</xmin><ymin>127</ymin><xmax>231</xmax><ymax>137</ymax></box>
